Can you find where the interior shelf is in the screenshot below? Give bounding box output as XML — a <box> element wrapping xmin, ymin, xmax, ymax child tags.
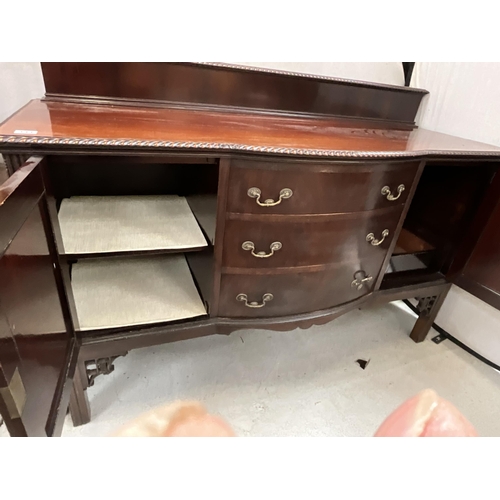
<box><xmin>72</xmin><ymin>254</ymin><xmax>208</xmax><ymax>331</ymax></box>
<box><xmin>393</xmin><ymin>228</ymin><xmax>434</xmax><ymax>255</ymax></box>
<box><xmin>58</xmin><ymin>195</ymin><xmax>208</xmax><ymax>256</ymax></box>
<box><xmin>385</xmin><ymin>253</ymin><xmax>430</xmax><ymax>274</ymax></box>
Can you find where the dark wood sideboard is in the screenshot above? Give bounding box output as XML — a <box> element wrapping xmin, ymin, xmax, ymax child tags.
<box><xmin>1</xmin><ymin>62</ymin><xmax>500</xmax><ymax>436</ymax></box>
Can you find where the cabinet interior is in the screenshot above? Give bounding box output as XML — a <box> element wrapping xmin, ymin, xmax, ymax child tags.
<box><xmin>42</xmin><ymin>154</ymin><xmax>499</xmax><ymax>329</ymax></box>
<box><xmin>45</xmin><ymin>155</ymin><xmax>220</xmax><ymax>331</ymax></box>
<box><xmin>383</xmin><ymin>161</ymin><xmax>498</xmax><ymax>283</ymax></box>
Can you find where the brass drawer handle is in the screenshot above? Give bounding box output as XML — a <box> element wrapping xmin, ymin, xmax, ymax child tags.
<box><xmin>242</xmin><ymin>241</ymin><xmax>282</xmax><ymax>258</ymax></box>
<box><xmin>351</xmin><ymin>271</ymin><xmax>373</xmax><ymax>291</ymax></box>
<box><xmin>247</xmin><ymin>187</ymin><xmax>293</xmax><ymax>207</ymax></box>
<box><xmin>366</xmin><ymin>229</ymin><xmax>389</xmax><ymax>246</ymax></box>
<box><xmin>236</xmin><ymin>293</ymin><xmax>274</xmax><ymax>308</ymax></box>
<box><xmin>381</xmin><ymin>184</ymin><xmax>405</xmax><ymax>201</ymax></box>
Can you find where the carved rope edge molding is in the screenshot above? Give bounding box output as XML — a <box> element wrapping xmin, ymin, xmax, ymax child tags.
<box><xmin>194</xmin><ymin>62</ymin><xmax>429</xmax><ymax>94</ymax></box>
<box><xmin>1</xmin><ymin>135</ymin><xmax>500</xmax><ymax>159</ymax></box>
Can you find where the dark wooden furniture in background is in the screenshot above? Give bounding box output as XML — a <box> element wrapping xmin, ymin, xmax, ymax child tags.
<box><xmin>1</xmin><ymin>62</ymin><xmax>500</xmax><ymax>436</ymax></box>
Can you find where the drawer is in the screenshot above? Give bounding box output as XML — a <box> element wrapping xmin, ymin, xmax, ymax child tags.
<box><xmin>219</xmin><ymin>260</ymin><xmax>382</xmax><ymax>318</ymax></box>
<box><xmin>222</xmin><ymin>207</ymin><xmax>402</xmax><ymax>270</ymax></box>
<box><xmin>227</xmin><ymin>159</ymin><xmax>420</xmax><ymax>215</ymax></box>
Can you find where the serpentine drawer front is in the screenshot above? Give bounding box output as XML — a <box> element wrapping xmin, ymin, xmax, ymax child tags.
<box><xmin>218</xmin><ymin>259</ymin><xmax>383</xmax><ymax>318</ymax></box>
<box><xmin>222</xmin><ymin>207</ymin><xmax>402</xmax><ymax>270</ymax></box>
<box><xmin>226</xmin><ymin>159</ymin><xmax>420</xmax><ymax>215</ymax></box>
<box><xmin>219</xmin><ymin>159</ymin><xmax>414</xmax><ymax>318</ymax></box>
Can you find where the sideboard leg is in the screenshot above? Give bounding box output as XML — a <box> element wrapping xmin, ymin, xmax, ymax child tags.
<box><xmin>69</xmin><ymin>361</ymin><xmax>91</xmax><ymax>427</ymax></box>
<box><xmin>409</xmin><ymin>284</ymin><xmax>451</xmax><ymax>343</ymax></box>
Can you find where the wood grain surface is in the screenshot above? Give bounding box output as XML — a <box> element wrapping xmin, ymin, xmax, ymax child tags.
<box><xmin>2</xmin><ymin>100</ymin><xmax>500</xmax><ymax>158</ymax></box>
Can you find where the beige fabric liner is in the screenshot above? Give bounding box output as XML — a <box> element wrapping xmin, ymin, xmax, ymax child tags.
<box><xmin>59</xmin><ymin>195</ymin><xmax>208</xmax><ymax>254</ymax></box>
<box><xmin>72</xmin><ymin>255</ymin><xmax>207</xmax><ymax>330</ymax></box>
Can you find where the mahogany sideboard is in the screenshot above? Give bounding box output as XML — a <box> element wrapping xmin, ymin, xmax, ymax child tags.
<box><xmin>1</xmin><ymin>62</ymin><xmax>500</xmax><ymax>436</ymax></box>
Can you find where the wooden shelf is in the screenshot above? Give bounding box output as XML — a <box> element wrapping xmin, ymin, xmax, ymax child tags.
<box><xmin>72</xmin><ymin>254</ymin><xmax>208</xmax><ymax>331</ymax></box>
<box><xmin>58</xmin><ymin>195</ymin><xmax>208</xmax><ymax>256</ymax></box>
<box><xmin>393</xmin><ymin>228</ymin><xmax>435</xmax><ymax>255</ymax></box>
<box><xmin>386</xmin><ymin>253</ymin><xmax>430</xmax><ymax>274</ymax></box>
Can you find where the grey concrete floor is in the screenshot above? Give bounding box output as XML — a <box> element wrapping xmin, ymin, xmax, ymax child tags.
<box><xmin>1</xmin><ymin>301</ymin><xmax>499</xmax><ymax>437</ymax></box>
<box><xmin>57</xmin><ymin>302</ymin><xmax>499</xmax><ymax>437</ymax></box>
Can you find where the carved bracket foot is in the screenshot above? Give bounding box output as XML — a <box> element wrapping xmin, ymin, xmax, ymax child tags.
<box><xmin>410</xmin><ymin>284</ymin><xmax>451</xmax><ymax>343</ymax></box>
<box><xmin>85</xmin><ymin>353</ymin><xmax>128</xmax><ymax>387</ymax></box>
<box><xmin>416</xmin><ymin>295</ymin><xmax>437</xmax><ymax>316</ymax></box>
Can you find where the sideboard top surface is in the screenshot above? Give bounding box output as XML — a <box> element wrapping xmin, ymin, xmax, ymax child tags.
<box><xmin>1</xmin><ymin>99</ymin><xmax>500</xmax><ymax>159</ymax></box>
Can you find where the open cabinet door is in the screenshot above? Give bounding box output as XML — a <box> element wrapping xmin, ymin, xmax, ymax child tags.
<box><xmin>452</xmin><ymin>170</ymin><xmax>500</xmax><ymax>311</ymax></box>
<box><xmin>0</xmin><ymin>157</ymin><xmax>78</xmax><ymax>437</ymax></box>
<box><xmin>454</xmin><ymin>197</ymin><xmax>500</xmax><ymax>310</ymax></box>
